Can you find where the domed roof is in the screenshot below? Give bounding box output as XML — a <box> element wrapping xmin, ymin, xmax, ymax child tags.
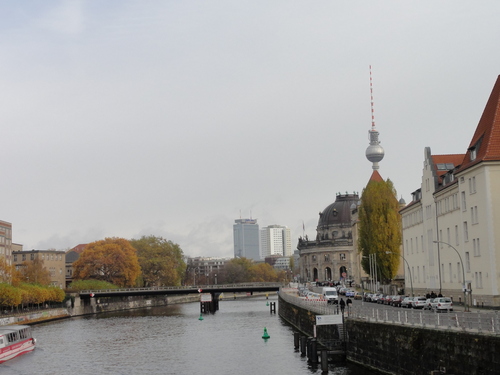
<box><xmin>318</xmin><ymin>194</ymin><xmax>359</xmax><ymax>228</ymax></box>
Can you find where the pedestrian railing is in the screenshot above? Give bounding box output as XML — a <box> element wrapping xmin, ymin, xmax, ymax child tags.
<box><xmin>279</xmin><ymin>290</ymin><xmax>500</xmax><ymax>335</ymax></box>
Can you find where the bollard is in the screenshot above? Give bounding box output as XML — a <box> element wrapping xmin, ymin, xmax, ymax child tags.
<box><xmin>321</xmin><ymin>350</ymin><xmax>329</xmax><ymax>372</ymax></box>
<box><xmin>300</xmin><ymin>335</ymin><xmax>307</xmax><ymax>356</ymax></box>
<box><xmin>306</xmin><ymin>337</ymin><xmax>312</xmax><ymax>360</ymax></box>
<box><xmin>294</xmin><ymin>332</ymin><xmax>300</xmax><ymax>350</ymax></box>
<box><xmin>310</xmin><ymin>338</ymin><xmax>318</xmax><ymax>364</ymax></box>
<box><xmin>270</xmin><ymin>302</ymin><xmax>276</xmax><ymax>314</ymax></box>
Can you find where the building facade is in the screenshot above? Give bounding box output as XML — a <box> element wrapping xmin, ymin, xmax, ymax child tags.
<box><xmin>260</xmin><ymin>225</ymin><xmax>292</xmax><ymax>258</ymax></box>
<box><xmin>0</xmin><ymin>220</ymin><xmax>13</xmax><ymax>266</ymax></box>
<box><xmin>401</xmin><ymin>75</ymin><xmax>500</xmax><ymax>306</ymax></box>
<box><xmin>13</xmin><ymin>249</ymin><xmax>66</xmax><ymax>288</ymax></box>
<box><xmin>185</xmin><ymin>256</ymin><xmax>229</xmax><ymax>285</ymax></box>
<box><xmin>233</xmin><ymin>218</ymin><xmax>260</xmax><ymax>261</ymax></box>
<box><xmin>297</xmin><ymin>193</ymin><xmax>364</xmax><ymax>284</ymax></box>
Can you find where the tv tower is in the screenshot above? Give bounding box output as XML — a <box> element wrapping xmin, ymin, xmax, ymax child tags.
<box><xmin>365</xmin><ymin>65</ymin><xmax>385</xmax><ymax>170</ymax></box>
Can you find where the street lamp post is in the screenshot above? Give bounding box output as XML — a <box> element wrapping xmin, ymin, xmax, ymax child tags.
<box><xmin>433</xmin><ymin>240</ymin><xmax>468</xmax><ymax>312</ymax></box>
<box><xmin>385</xmin><ymin>251</ymin><xmax>413</xmax><ymax>296</ymax></box>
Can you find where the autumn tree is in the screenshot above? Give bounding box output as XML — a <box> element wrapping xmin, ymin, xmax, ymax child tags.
<box><xmin>358</xmin><ymin>178</ymin><xmax>402</xmax><ymax>283</ymax></box>
<box><xmin>0</xmin><ymin>256</ymin><xmax>16</xmax><ymax>284</ymax></box>
<box><xmin>16</xmin><ymin>258</ymin><xmax>52</xmax><ymax>286</ymax></box>
<box><xmin>223</xmin><ymin>257</ymin><xmax>253</xmax><ymax>283</ymax></box>
<box><xmin>73</xmin><ymin>237</ymin><xmax>141</xmax><ymax>287</ymax></box>
<box><xmin>249</xmin><ymin>263</ymin><xmax>278</xmax><ymax>282</ymax></box>
<box><xmin>130</xmin><ymin>235</ymin><xmax>186</xmax><ymax>287</ymax></box>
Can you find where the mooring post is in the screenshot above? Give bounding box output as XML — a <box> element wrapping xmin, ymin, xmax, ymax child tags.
<box><xmin>300</xmin><ymin>335</ymin><xmax>307</xmax><ymax>356</ymax></box>
<box><xmin>310</xmin><ymin>338</ymin><xmax>318</xmax><ymax>364</ymax></box>
<box><xmin>269</xmin><ymin>302</ymin><xmax>276</xmax><ymax>314</ymax></box>
<box><xmin>321</xmin><ymin>350</ymin><xmax>329</xmax><ymax>372</ymax></box>
<box><xmin>294</xmin><ymin>332</ymin><xmax>300</xmax><ymax>350</ymax></box>
<box><xmin>306</xmin><ymin>337</ymin><xmax>313</xmax><ymax>360</ymax></box>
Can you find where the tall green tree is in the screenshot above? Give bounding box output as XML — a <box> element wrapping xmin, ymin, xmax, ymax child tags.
<box><xmin>130</xmin><ymin>235</ymin><xmax>186</xmax><ymax>287</ymax></box>
<box><xmin>358</xmin><ymin>178</ymin><xmax>402</xmax><ymax>282</ymax></box>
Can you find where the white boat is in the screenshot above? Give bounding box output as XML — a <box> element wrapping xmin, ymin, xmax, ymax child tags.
<box><xmin>0</xmin><ymin>325</ymin><xmax>36</xmax><ymax>363</ymax></box>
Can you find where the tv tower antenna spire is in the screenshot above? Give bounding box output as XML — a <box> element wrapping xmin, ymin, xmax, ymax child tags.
<box><xmin>365</xmin><ymin>65</ymin><xmax>385</xmax><ymax>170</ymax></box>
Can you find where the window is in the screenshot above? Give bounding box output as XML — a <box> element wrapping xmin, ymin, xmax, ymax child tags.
<box><xmin>447</xmin><ymin>228</ymin><xmax>450</xmax><ymax>245</ymax></box>
<box><xmin>457</xmin><ymin>263</ymin><xmax>462</xmax><ymax>282</ymax></box>
<box><xmin>13</xmin><ymin>255</ymin><xmax>17</xmax><ymax>262</ymax></box>
<box><xmin>463</xmin><ymin>222</ymin><xmax>469</xmax><ymax>242</ymax></box>
<box><xmin>473</xmin><ymin>238</ymin><xmax>481</xmax><ymax>256</ymax></box>
<box><xmin>465</xmin><ymin>252</ymin><xmax>470</xmax><ymax>273</ymax></box>
<box><xmin>30</xmin><ymin>253</ymin><xmax>35</xmax><ymax>260</ymax></box>
<box><xmin>455</xmin><ymin>225</ymin><xmax>459</xmax><ymax>246</ymax></box>
<box><xmin>441</xmin><ymin>264</ymin><xmax>445</xmax><ymax>283</ymax></box>
<box><xmin>470</xmin><ymin>147</ymin><xmax>477</xmax><ymax>161</ymax></box>
<box><xmin>340</xmin><ymin>253</ymin><xmax>346</xmax><ymax>260</ymax></box>
<box><xmin>421</xmin><ymin>235</ymin><xmax>424</xmax><ymax>252</ymax></box>
<box><xmin>449</xmin><ymin>263</ymin><xmax>452</xmax><ymax>282</ymax></box>
<box><xmin>22</xmin><ymin>254</ymin><xmax>26</xmax><ymax>261</ymax></box>
<box><xmin>461</xmin><ymin>192</ymin><xmax>466</xmax><ymax>211</ymax></box>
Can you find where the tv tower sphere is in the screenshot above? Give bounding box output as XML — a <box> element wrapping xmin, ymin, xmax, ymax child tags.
<box><xmin>366</xmin><ymin>128</ymin><xmax>385</xmax><ymax>170</ymax></box>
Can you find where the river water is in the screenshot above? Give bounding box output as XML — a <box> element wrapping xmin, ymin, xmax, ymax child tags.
<box><xmin>1</xmin><ymin>296</ymin><xmax>378</xmax><ymax>375</ymax></box>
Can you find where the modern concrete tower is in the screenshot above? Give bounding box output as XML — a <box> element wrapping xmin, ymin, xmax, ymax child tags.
<box><xmin>233</xmin><ymin>218</ymin><xmax>260</xmax><ymax>261</ymax></box>
<box><xmin>260</xmin><ymin>225</ymin><xmax>292</xmax><ymax>258</ymax></box>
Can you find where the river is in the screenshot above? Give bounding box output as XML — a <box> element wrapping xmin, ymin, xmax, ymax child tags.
<box><xmin>1</xmin><ymin>295</ymin><xmax>378</xmax><ymax>375</ymax></box>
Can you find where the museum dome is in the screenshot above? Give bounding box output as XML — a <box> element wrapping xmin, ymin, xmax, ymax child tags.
<box><xmin>317</xmin><ymin>194</ymin><xmax>359</xmax><ymax>228</ymax></box>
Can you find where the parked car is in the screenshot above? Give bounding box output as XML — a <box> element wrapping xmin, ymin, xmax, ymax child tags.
<box><xmin>391</xmin><ymin>295</ymin><xmax>403</xmax><ymax>307</ymax></box>
<box><xmin>423</xmin><ymin>298</ymin><xmax>434</xmax><ymax>310</ymax></box>
<box><xmin>354</xmin><ymin>292</ymin><xmax>363</xmax><ymax>300</ymax></box>
<box><xmin>384</xmin><ymin>295</ymin><xmax>395</xmax><ymax>305</ymax></box>
<box><xmin>431</xmin><ymin>297</ymin><xmax>453</xmax><ymax>312</ymax></box>
<box><xmin>412</xmin><ymin>296</ymin><xmax>427</xmax><ymax>309</ymax></box>
<box><xmin>401</xmin><ymin>297</ymin><xmax>414</xmax><ymax>308</ymax></box>
<box><xmin>345</xmin><ymin>289</ymin><xmax>355</xmax><ymax>297</ymax></box>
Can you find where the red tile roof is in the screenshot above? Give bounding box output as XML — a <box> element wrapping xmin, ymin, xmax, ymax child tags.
<box><xmin>457</xmin><ymin>75</ymin><xmax>500</xmax><ymax>173</ymax></box>
<box><xmin>431</xmin><ymin>153</ymin><xmax>465</xmax><ymax>184</ymax></box>
<box><xmin>66</xmin><ymin>244</ymin><xmax>88</xmax><ymax>254</ymax></box>
<box><xmin>368</xmin><ymin>170</ymin><xmax>384</xmax><ymax>183</ymax></box>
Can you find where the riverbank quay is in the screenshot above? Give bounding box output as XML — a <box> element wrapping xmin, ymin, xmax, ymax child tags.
<box><xmin>0</xmin><ymin>291</ymin><xmax>273</xmax><ymax>326</ymax></box>
<box><xmin>279</xmin><ymin>289</ymin><xmax>500</xmax><ymax>375</ymax></box>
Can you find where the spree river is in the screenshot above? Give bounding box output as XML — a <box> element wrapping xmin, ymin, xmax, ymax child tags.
<box><xmin>1</xmin><ymin>296</ymin><xmax>377</xmax><ymax>375</ymax></box>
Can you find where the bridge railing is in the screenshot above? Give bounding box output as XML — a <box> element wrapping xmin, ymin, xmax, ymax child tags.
<box><xmin>79</xmin><ymin>282</ymin><xmax>284</xmax><ymax>294</ymax></box>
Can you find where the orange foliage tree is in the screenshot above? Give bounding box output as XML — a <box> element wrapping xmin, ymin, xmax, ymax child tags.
<box><xmin>73</xmin><ymin>237</ymin><xmax>141</xmax><ymax>287</ymax></box>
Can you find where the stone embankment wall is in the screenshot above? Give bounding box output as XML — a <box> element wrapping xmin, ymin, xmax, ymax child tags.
<box><xmin>279</xmin><ymin>295</ymin><xmax>500</xmax><ymax>375</ymax></box>
<box><xmin>0</xmin><ymin>294</ymin><xmax>199</xmax><ymax>326</ymax></box>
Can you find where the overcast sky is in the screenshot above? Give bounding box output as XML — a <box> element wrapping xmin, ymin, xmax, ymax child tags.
<box><xmin>2</xmin><ymin>1</ymin><xmax>500</xmax><ymax>258</ymax></box>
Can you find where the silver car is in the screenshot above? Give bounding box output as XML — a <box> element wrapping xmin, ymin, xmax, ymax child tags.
<box><xmin>431</xmin><ymin>297</ymin><xmax>453</xmax><ymax>312</ymax></box>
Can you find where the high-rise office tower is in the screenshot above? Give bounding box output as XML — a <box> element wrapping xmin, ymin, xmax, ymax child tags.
<box><xmin>233</xmin><ymin>218</ymin><xmax>260</xmax><ymax>261</ymax></box>
<box><xmin>260</xmin><ymin>225</ymin><xmax>292</xmax><ymax>258</ymax></box>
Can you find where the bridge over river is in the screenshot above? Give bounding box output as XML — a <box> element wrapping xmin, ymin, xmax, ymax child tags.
<box><xmin>78</xmin><ymin>282</ymin><xmax>282</xmax><ymax>299</ymax></box>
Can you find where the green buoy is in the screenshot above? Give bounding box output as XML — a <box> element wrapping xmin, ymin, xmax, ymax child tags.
<box><xmin>199</xmin><ymin>313</ymin><xmax>204</xmax><ymax>321</ymax></box>
<box><xmin>262</xmin><ymin>327</ymin><xmax>270</xmax><ymax>339</ymax></box>
<box><xmin>266</xmin><ymin>301</ymin><xmax>269</xmax><ymax>306</ymax></box>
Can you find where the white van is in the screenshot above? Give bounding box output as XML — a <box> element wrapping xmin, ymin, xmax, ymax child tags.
<box><xmin>322</xmin><ymin>287</ymin><xmax>338</xmax><ymax>304</ymax></box>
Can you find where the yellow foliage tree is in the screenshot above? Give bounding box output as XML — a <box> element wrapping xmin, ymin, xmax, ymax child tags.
<box><xmin>16</xmin><ymin>258</ymin><xmax>52</xmax><ymax>286</ymax></box>
<box><xmin>73</xmin><ymin>237</ymin><xmax>141</xmax><ymax>287</ymax></box>
<box><xmin>250</xmin><ymin>263</ymin><xmax>279</xmax><ymax>282</ymax></box>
